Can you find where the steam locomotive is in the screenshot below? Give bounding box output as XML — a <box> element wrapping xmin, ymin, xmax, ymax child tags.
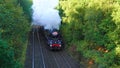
<box><xmin>44</xmin><ymin>29</ymin><xmax>64</xmax><ymax>50</ymax></box>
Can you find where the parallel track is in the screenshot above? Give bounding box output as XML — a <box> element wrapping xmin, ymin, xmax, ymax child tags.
<box><xmin>24</xmin><ymin>28</ymin><xmax>83</xmax><ymax>68</ymax></box>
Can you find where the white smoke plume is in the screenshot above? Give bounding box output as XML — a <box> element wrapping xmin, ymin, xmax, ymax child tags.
<box><xmin>32</xmin><ymin>0</ymin><xmax>61</xmax><ymax>30</ymax></box>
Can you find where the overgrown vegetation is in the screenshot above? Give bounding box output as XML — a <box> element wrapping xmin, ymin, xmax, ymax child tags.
<box><xmin>59</xmin><ymin>0</ymin><xmax>120</xmax><ymax>68</ymax></box>
<box><xmin>0</xmin><ymin>0</ymin><xmax>31</xmax><ymax>68</ymax></box>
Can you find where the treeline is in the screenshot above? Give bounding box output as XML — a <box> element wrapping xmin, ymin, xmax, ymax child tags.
<box><xmin>59</xmin><ymin>0</ymin><xmax>120</xmax><ymax>68</ymax></box>
<box><xmin>0</xmin><ymin>0</ymin><xmax>32</xmax><ymax>68</ymax></box>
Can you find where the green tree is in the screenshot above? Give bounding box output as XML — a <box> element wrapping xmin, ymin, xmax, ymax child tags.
<box><xmin>17</xmin><ymin>0</ymin><xmax>32</xmax><ymax>20</ymax></box>
<box><xmin>0</xmin><ymin>0</ymin><xmax>30</xmax><ymax>67</ymax></box>
<box><xmin>59</xmin><ymin>0</ymin><xmax>120</xmax><ymax>67</ymax></box>
<box><xmin>0</xmin><ymin>39</ymin><xmax>20</xmax><ymax>68</ymax></box>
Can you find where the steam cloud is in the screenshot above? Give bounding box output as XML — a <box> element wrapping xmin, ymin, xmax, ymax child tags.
<box><xmin>32</xmin><ymin>0</ymin><xmax>61</xmax><ymax>30</ymax></box>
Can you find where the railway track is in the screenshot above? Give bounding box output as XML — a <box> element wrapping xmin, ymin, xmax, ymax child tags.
<box><xmin>24</xmin><ymin>28</ymin><xmax>83</xmax><ymax>68</ymax></box>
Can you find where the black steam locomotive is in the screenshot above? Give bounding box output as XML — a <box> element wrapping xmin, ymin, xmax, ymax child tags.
<box><xmin>44</xmin><ymin>29</ymin><xmax>64</xmax><ymax>50</ymax></box>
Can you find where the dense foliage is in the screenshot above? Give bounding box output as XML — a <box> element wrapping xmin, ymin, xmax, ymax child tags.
<box><xmin>0</xmin><ymin>0</ymin><xmax>30</xmax><ymax>68</ymax></box>
<box><xmin>0</xmin><ymin>40</ymin><xmax>20</xmax><ymax>68</ymax></box>
<box><xmin>59</xmin><ymin>0</ymin><xmax>120</xmax><ymax>68</ymax></box>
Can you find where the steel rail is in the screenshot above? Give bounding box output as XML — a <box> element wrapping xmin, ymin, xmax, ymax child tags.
<box><xmin>36</xmin><ymin>29</ymin><xmax>46</xmax><ymax>68</ymax></box>
<box><xmin>32</xmin><ymin>29</ymin><xmax>35</xmax><ymax>68</ymax></box>
<box><xmin>52</xmin><ymin>54</ymin><xmax>60</xmax><ymax>68</ymax></box>
<box><xmin>60</xmin><ymin>52</ymin><xmax>72</xmax><ymax>68</ymax></box>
